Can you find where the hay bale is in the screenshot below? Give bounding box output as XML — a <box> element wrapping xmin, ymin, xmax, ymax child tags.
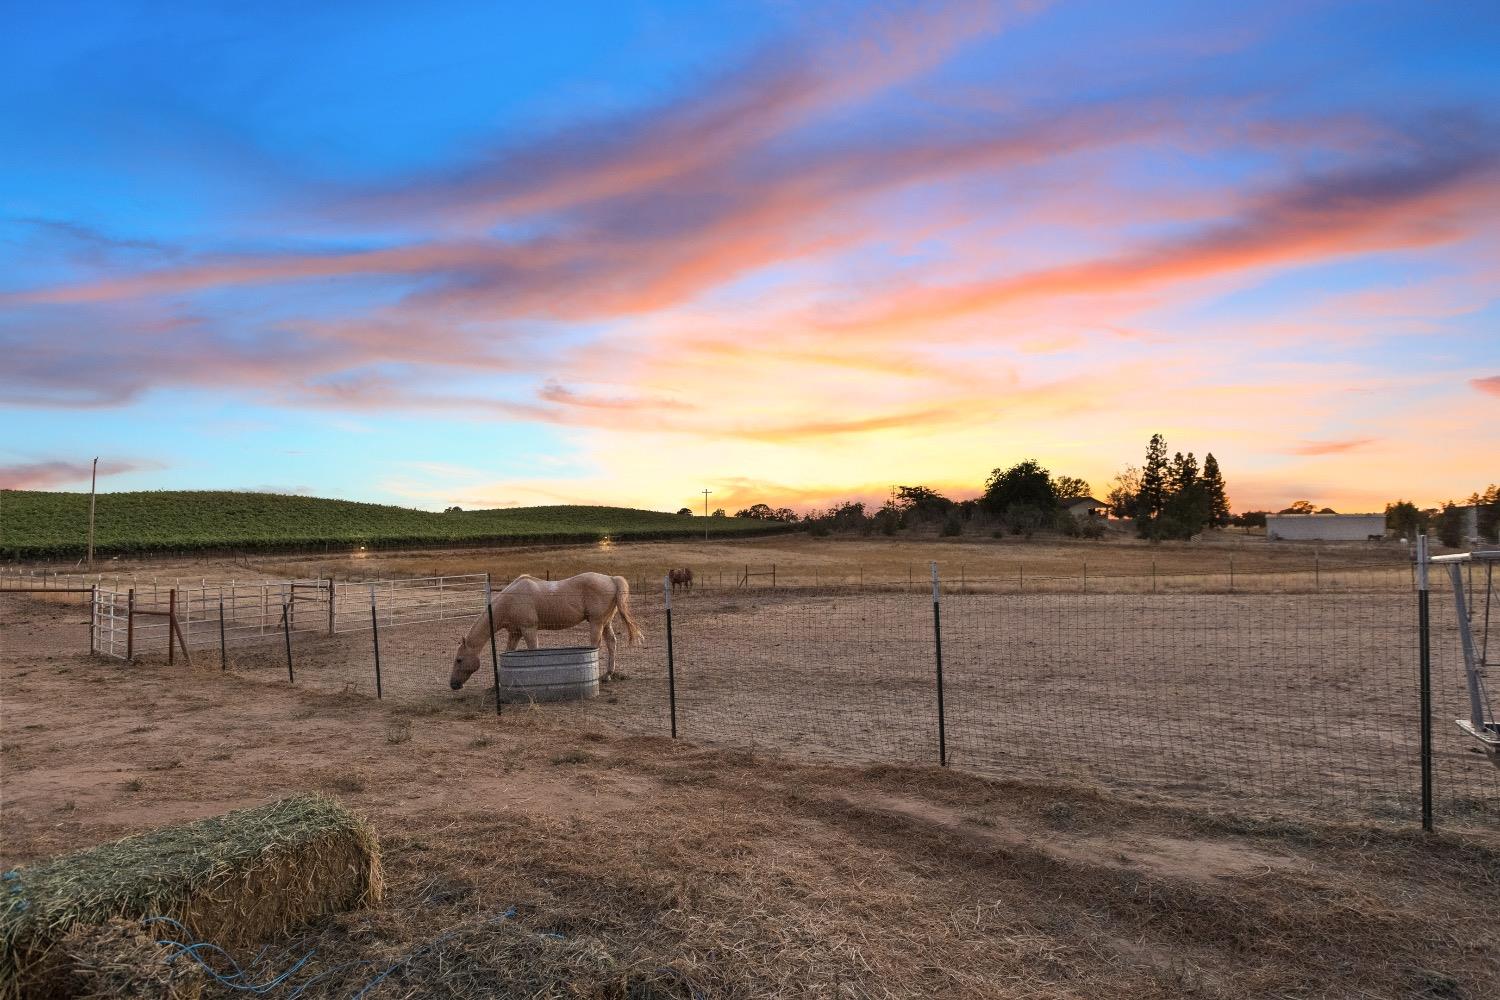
<box><xmin>0</xmin><ymin>795</ymin><xmax>381</xmax><ymax>1000</ymax></box>
<box><xmin>57</xmin><ymin>918</ymin><xmax>203</xmax><ymax>999</ymax></box>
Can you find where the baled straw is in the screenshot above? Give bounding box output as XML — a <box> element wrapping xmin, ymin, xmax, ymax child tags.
<box><xmin>0</xmin><ymin>794</ymin><xmax>381</xmax><ymax>999</ymax></box>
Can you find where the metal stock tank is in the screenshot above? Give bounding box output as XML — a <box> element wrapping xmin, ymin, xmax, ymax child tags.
<box><xmin>498</xmin><ymin>646</ymin><xmax>600</xmax><ymax>702</ymax></box>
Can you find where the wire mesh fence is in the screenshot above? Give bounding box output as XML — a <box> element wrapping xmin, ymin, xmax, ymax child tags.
<box><xmin>5</xmin><ymin>558</ymin><xmax>1496</xmax><ymax>829</ymax></box>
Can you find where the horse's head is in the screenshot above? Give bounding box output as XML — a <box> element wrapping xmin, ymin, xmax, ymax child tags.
<box><xmin>450</xmin><ymin>639</ymin><xmax>481</xmax><ymax>690</ymax></box>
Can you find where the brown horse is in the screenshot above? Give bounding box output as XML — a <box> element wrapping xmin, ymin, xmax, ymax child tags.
<box><xmin>449</xmin><ymin>572</ymin><xmax>643</xmax><ymax>689</ymax></box>
<box><xmin>668</xmin><ymin>567</ymin><xmax>693</xmax><ymax>592</ymax></box>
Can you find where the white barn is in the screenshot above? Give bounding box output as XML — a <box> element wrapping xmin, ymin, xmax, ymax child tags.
<box><xmin>1265</xmin><ymin>513</ymin><xmax>1385</xmax><ymax>542</ymax></box>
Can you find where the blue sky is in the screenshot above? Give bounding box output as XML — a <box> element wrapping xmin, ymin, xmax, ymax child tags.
<box><xmin>2</xmin><ymin>1</ymin><xmax>1497</xmax><ymax>512</ymax></box>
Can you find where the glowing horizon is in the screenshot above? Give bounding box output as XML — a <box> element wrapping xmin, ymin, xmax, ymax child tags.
<box><xmin>2</xmin><ymin>1</ymin><xmax>1496</xmax><ymax>515</ymax></box>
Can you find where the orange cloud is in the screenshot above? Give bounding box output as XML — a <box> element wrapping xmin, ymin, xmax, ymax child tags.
<box><xmin>1472</xmin><ymin>375</ymin><xmax>1500</xmax><ymax>397</ymax></box>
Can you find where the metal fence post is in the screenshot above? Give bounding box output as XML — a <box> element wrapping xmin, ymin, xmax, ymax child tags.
<box><xmin>126</xmin><ymin>588</ymin><xmax>135</xmax><ymax>661</ymax></box>
<box><xmin>368</xmin><ymin>583</ymin><xmax>383</xmax><ymax>699</ymax></box>
<box><xmin>281</xmin><ymin>586</ymin><xmax>294</xmax><ymax>684</ymax></box>
<box><xmin>89</xmin><ymin>585</ymin><xmax>96</xmax><ymax>656</ymax></box>
<box><xmin>327</xmin><ymin>578</ymin><xmax>335</xmax><ymax>635</ymax></box>
<box><xmin>485</xmin><ymin>573</ymin><xmax>501</xmax><ymax>716</ymax></box>
<box><xmin>1416</xmin><ymin>536</ymin><xmax>1432</xmax><ymax>832</ymax></box>
<box><xmin>218</xmin><ymin>597</ymin><xmax>227</xmax><ymax>671</ymax></box>
<box><xmin>931</xmin><ymin>562</ymin><xmax>947</xmax><ymax>767</ymax></box>
<box><xmin>664</xmin><ymin>574</ymin><xmax>678</xmax><ymax>739</ymax></box>
<box><xmin>167</xmin><ymin>588</ymin><xmax>176</xmax><ymax>665</ymax></box>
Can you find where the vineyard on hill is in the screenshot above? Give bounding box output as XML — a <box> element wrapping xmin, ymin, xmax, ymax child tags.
<box><xmin>0</xmin><ymin>490</ymin><xmax>788</xmax><ymax>559</ymax></box>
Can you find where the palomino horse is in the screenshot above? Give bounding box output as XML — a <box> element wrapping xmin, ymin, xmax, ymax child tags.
<box><xmin>449</xmin><ymin>572</ymin><xmax>643</xmax><ymax>689</ymax></box>
<box><xmin>668</xmin><ymin>567</ymin><xmax>693</xmax><ymax>592</ymax></box>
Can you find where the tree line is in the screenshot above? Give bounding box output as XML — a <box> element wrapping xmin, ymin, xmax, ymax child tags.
<box><xmin>1385</xmin><ymin>487</ymin><xmax>1500</xmax><ymax>546</ymax></box>
<box><xmin>709</xmin><ymin>432</ymin><xmax>1232</xmax><ymax>540</ymax></box>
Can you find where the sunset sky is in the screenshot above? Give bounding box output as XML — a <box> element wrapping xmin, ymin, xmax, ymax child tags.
<box><xmin>2</xmin><ymin>0</ymin><xmax>1497</xmax><ymax>514</ymax></box>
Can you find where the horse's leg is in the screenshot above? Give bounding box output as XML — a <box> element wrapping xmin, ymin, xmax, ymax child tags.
<box><xmin>505</xmin><ymin>630</ymin><xmax>521</xmax><ymax>651</ymax></box>
<box><xmin>521</xmin><ymin>626</ymin><xmax>538</xmax><ymax>650</ymax></box>
<box><xmin>588</xmin><ymin>618</ymin><xmax>606</xmax><ymax>676</ymax></box>
<box><xmin>602</xmin><ymin>621</ymin><xmax>617</xmax><ymax>680</ymax></box>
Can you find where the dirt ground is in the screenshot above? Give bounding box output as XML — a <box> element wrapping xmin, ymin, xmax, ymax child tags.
<box><xmin>62</xmin><ymin>571</ymin><xmax>1495</xmax><ymax>828</ymax></box>
<box><xmin>4</xmin><ymin>584</ymin><xmax>1500</xmax><ymax>998</ymax></box>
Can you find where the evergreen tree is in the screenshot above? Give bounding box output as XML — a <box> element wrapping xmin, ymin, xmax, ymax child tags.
<box><xmin>1137</xmin><ymin>434</ymin><xmax>1169</xmax><ymax>538</ymax></box>
<box><xmin>1436</xmin><ymin>502</ymin><xmax>1465</xmax><ymax>548</ymax></box>
<box><xmin>1160</xmin><ymin>452</ymin><xmax>1208</xmax><ymax>539</ymax></box>
<box><xmin>1200</xmin><ymin>453</ymin><xmax>1230</xmax><ymax>528</ymax></box>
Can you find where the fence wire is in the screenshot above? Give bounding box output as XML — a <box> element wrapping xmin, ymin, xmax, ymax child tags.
<box><xmin>8</xmin><ymin>560</ymin><xmax>1497</xmax><ymax>828</ymax></box>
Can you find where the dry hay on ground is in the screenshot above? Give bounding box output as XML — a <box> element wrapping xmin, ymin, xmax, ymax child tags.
<box><xmin>55</xmin><ymin>918</ymin><xmax>204</xmax><ymax>1000</ymax></box>
<box><xmin>0</xmin><ymin>795</ymin><xmax>381</xmax><ymax>999</ymax></box>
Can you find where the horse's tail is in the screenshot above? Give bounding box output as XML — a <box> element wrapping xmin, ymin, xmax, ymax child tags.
<box><xmin>611</xmin><ymin>575</ymin><xmax>644</xmax><ymax>646</ymax></box>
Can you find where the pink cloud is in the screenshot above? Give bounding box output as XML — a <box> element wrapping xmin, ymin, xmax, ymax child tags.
<box><xmin>823</xmin><ymin>133</ymin><xmax>1499</xmax><ymax>336</ymax></box>
<box><xmin>0</xmin><ymin>459</ymin><xmax>156</xmax><ymax>490</ymax></box>
<box><xmin>1289</xmin><ymin>438</ymin><xmax>1376</xmax><ymax>456</ymax></box>
<box><xmin>1472</xmin><ymin>375</ymin><xmax>1500</xmax><ymax>397</ymax></box>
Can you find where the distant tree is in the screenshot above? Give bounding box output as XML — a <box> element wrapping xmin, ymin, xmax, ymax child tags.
<box><xmin>1137</xmin><ymin>434</ymin><xmax>1170</xmax><ymax>537</ymax></box>
<box><xmin>734</xmin><ymin>503</ymin><xmax>798</xmax><ymax>522</ymax></box>
<box><xmin>1436</xmin><ymin>502</ymin><xmax>1465</xmax><ymax>547</ymax></box>
<box><xmin>1200</xmin><ymin>453</ymin><xmax>1230</xmax><ymax>528</ymax></box>
<box><xmin>1385</xmin><ymin>500</ymin><xmax>1422</xmax><ymax>539</ymax></box>
<box><xmin>1106</xmin><ymin>465</ymin><xmax>1142</xmax><ymax>519</ymax></box>
<box><xmin>1475</xmin><ymin>485</ymin><xmax>1500</xmax><ymax>543</ymax></box>
<box><xmin>1280</xmin><ymin>500</ymin><xmax>1316</xmax><ymax>515</ymax></box>
<box><xmin>676</xmin><ymin>507</ymin><xmax>693</xmax><ymax>516</ymax></box>
<box><xmin>1158</xmin><ymin>451</ymin><xmax>1208</xmax><ymax>539</ymax></box>
<box><xmin>895</xmin><ymin>486</ymin><xmax>954</xmax><ymax>522</ymax></box>
<box><xmin>1051</xmin><ymin>475</ymin><xmax>1092</xmax><ymax>501</ymax></box>
<box><xmin>982</xmin><ymin>460</ymin><xmax>1060</xmax><ymax>526</ymax></box>
<box><xmin>940</xmin><ymin>510</ymin><xmax>963</xmax><ymax>536</ymax></box>
<box><xmin>443</xmin><ymin>505</ymin><xmax>463</xmax><ymax>514</ymax></box>
<box><xmin>711</xmin><ymin>508</ymin><xmax>726</xmax><ymax>518</ymax></box>
<box><xmin>1232</xmin><ymin>511</ymin><xmax>1269</xmax><ymax>528</ymax></box>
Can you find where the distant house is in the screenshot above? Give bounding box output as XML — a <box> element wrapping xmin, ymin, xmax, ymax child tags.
<box><xmin>1061</xmin><ymin>496</ymin><xmax>1107</xmax><ymax>519</ymax></box>
<box><xmin>1265</xmin><ymin>513</ymin><xmax>1385</xmax><ymax>541</ymax></box>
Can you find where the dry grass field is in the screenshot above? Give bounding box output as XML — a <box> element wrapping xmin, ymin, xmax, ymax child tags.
<box><xmin>14</xmin><ymin>531</ymin><xmax>1415</xmax><ymax>595</ymax></box>
<box><xmin>3</xmin><ymin>593</ymin><xmax>1499</xmax><ymax>999</ymax></box>
<box><xmin>262</xmin><ymin>531</ymin><xmax>1410</xmax><ymax>591</ymax></box>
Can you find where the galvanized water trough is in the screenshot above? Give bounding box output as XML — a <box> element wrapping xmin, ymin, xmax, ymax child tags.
<box><xmin>498</xmin><ymin>646</ymin><xmax>600</xmax><ymax>703</ymax></box>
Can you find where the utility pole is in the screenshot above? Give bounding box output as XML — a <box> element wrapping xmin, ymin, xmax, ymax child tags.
<box><xmin>702</xmin><ymin>489</ymin><xmax>712</xmax><ymax>542</ymax></box>
<box><xmin>87</xmin><ymin>457</ymin><xmax>98</xmax><ymax>570</ymax></box>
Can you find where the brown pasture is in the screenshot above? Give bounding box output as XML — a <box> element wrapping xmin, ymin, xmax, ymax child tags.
<box><xmin>3</xmin><ymin>537</ymin><xmax>1498</xmax><ymax>999</ymax></box>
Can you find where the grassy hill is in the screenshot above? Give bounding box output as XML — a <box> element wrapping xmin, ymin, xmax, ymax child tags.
<box><xmin>0</xmin><ymin>490</ymin><xmax>791</xmax><ymax>559</ymax></box>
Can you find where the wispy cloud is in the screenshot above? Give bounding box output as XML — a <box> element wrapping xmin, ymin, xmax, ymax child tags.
<box><xmin>1289</xmin><ymin>438</ymin><xmax>1377</xmax><ymax>456</ymax></box>
<box><xmin>0</xmin><ymin>459</ymin><xmax>157</xmax><ymax>490</ymax></box>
